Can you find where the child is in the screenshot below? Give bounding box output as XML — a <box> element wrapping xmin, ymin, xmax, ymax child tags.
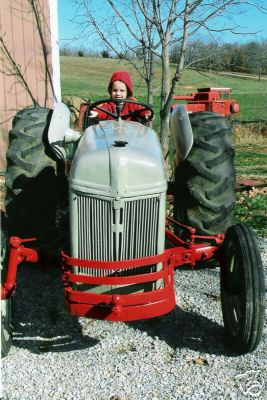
<box><xmin>90</xmin><ymin>71</ymin><xmax>151</xmax><ymax>122</ymax></box>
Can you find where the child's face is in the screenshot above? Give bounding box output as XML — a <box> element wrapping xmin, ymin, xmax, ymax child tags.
<box><xmin>111</xmin><ymin>81</ymin><xmax>127</xmax><ymax>99</ymax></box>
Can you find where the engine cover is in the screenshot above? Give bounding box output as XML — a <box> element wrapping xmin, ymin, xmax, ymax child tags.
<box><xmin>70</xmin><ymin>120</ymin><xmax>167</xmax><ymax>197</ymax></box>
<box><xmin>69</xmin><ymin>120</ymin><xmax>167</xmax><ymax>294</ymax></box>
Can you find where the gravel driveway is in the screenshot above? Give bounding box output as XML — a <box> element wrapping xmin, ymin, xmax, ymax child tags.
<box><xmin>1</xmin><ymin>236</ymin><xmax>267</xmax><ymax>400</ymax></box>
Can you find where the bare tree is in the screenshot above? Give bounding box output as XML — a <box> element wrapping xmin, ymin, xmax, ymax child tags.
<box><xmin>137</xmin><ymin>0</ymin><xmax>267</xmax><ymax>156</ymax></box>
<box><xmin>0</xmin><ymin>35</ymin><xmax>39</xmax><ymax>107</ymax></box>
<box><xmin>242</xmin><ymin>40</ymin><xmax>267</xmax><ymax>80</ymax></box>
<box><xmin>73</xmin><ymin>0</ymin><xmax>157</xmax><ymax>106</ymax></box>
<box><xmin>0</xmin><ymin>0</ymin><xmax>57</xmax><ymax>173</ymax></box>
<box><xmin>0</xmin><ymin>0</ymin><xmax>55</xmax><ymax>107</ymax></box>
<box><xmin>72</xmin><ymin>0</ymin><xmax>267</xmax><ymax>157</ymax></box>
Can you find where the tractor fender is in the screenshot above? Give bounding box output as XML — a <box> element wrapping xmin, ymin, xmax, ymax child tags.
<box><xmin>48</xmin><ymin>102</ymin><xmax>81</xmax><ymax>161</ymax></box>
<box><xmin>170</xmin><ymin>105</ymin><xmax>193</xmax><ymax>165</ymax></box>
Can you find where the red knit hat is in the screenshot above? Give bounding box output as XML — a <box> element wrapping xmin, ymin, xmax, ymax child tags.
<box><xmin>108</xmin><ymin>71</ymin><xmax>133</xmax><ymax>97</ymax></box>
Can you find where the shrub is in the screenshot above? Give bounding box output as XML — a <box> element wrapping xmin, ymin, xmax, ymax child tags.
<box><xmin>101</xmin><ymin>50</ymin><xmax>110</xmax><ymax>58</ymax></box>
<box><xmin>233</xmin><ymin>123</ymin><xmax>267</xmax><ymax>147</ymax></box>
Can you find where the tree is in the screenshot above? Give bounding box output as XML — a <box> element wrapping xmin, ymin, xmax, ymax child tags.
<box><xmin>73</xmin><ymin>0</ymin><xmax>267</xmax><ymax>158</ymax></box>
<box><xmin>73</xmin><ymin>0</ymin><xmax>157</xmax><ymax>107</ymax></box>
<box><xmin>135</xmin><ymin>0</ymin><xmax>265</xmax><ymax>156</ymax></box>
<box><xmin>101</xmin><ymin>50</ymin><xmax>110</xmax><ymax>58</ymax></box>
<box><xmin>242</xmin><ymin>40</ymin><xmax>267</xmax><ymax>79</ymax></box>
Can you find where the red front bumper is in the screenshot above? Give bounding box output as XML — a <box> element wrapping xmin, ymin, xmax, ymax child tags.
<box><xmin>62</xmin><ymin>250</ymin><xmax>176</xmax><ymax>321</ymax></box>
<box><xmin>1</xmin><ymin>223</ymin><xmax>224</xmax><ymax>322</ymax></box>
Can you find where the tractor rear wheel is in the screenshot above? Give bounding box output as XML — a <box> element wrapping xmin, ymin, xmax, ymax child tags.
<box><xmin>174</xmin><ymin>112</ymin><xmax>235</xmax><ymax>235</ymax></box>
<box><xmin>5</xmin><ymin>107</ymin><xmax>58</xmax><ymax>242</ymax></box>
<box><xmin>1</xmin><ymin>213</ymin><xmax>13</xmax><ymax>357</ymax></box>
<box><xmin>220</xmin><ymin>223</ymin><xmax>265</xmax><ymax>354</ymax></box>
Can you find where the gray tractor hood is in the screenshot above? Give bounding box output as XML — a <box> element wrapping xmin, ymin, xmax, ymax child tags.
<box><xmin>70</xmin><ymin>120</ymin><xmax>167</xmax><ymax>197</ymax></box>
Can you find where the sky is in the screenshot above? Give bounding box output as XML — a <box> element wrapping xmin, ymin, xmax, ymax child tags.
<box><xmin>57</xmin><ymin>0</ymin><xmax>267</xmax><ymax>50</ymax></box>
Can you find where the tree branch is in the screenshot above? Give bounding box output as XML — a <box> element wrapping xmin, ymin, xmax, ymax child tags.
<box><xmin>29</xmin><ymin>0</ymin><xmax>55</xmax><ymax>104</ymax></box>
<box><xmin>0</xmin><ymin>35</ymin><xmax>39</xmax><ymax>106</ymax></box>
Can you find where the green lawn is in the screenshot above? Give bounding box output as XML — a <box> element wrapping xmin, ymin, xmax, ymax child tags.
<box><xmin>234</xmin><ymin>145</ymin><xmax>267</xmax><ymax>236</ymax></box>
<box><xmin>61</xmin><ymin>56</ymin><xmax>148</xmax><ymax>98</ymax></box>
<box><xmin>61</xmin><ymin>55</ymin><xmax>267</xmax><ymax>133</ymax></box>
<box><xmin>235</xmin><ymin>188</ymin><xmax>267</xmax><ymax>236</ymax></box>
<box><xmin>235</xmin><ymin>148</ymin><xmax>267</xmax><ymax>181</ymax></box>
<box><xmin>61</xmin><ymin>56</ymin><xmax>267</xmax><ymax>122</ymax></box>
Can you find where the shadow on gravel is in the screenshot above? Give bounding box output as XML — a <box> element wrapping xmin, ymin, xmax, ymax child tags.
<box><xmin>128</xmin><ymin>307</ymin><xmax>229</xmax><ymax>356</ymax></box>
<box><xmin>12</xmin><ymin>261</ymin><xmax>236</xmax><ymax>356</ymax></box>
<box><xmin>11</xmin><ymin>261</ymin><xmax>99</xmax><ymax>354</ymax></box>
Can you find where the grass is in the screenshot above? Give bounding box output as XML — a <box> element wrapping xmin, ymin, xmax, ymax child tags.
<box><xmin>233</xmin><ymin>124</ymin><xmax>267</xmax><ymax>181</ymax></box>
<box><xmin>61</xmin><ymin>57</ymin><xmax>267</xmax><ymax>130</ymax></box>
<box><xmin>61</xmin><ymin>55</ymin><xmax>267</xmax><ymax>130</ymax></box>
<box><xmin>233</xmin><ymin>124</ymin><xmax>267</xmax><ymax>235</ymax></box>
<box><xmin>235</xmin><ymin>150</ymin><xmax>267</xmax><ymax>181</ymax></box>
<box><xmin>60</xmin><ymin>55</ymin><xmax>267</xmax><ymax>236</ymax></box>
<box><xmin>235</xmin><ymin>188</ymin><xmax>267</xmax><ymax>237</ymax></box>
<box><xmin>234</xmin><ymin>150</ymin><xmax>267</xmax><ymax>181</ymax></box>
<box><xmin>60</xmin><ymin>56</ymin><xmax>148</xmax><ymax>98</ymax></box>
<box><xmin>61</xmin><ymin>56</ymin><xmax>267</xmax><ymax>120</ymax></box>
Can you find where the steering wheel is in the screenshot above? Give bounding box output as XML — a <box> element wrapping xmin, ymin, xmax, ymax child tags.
<box><xmin>87</xmin><ymin>98</ymin><xmax>154</xmax><ymax>122</ymax></box>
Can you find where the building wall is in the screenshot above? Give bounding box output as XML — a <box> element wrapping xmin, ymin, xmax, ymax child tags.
<box><xmin>0</xmin><ymin>0</ymin><xmax>57</xmax><ymax>172</ymax></box>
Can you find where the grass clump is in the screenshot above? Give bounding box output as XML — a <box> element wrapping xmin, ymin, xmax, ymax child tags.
<box><xmin>235</xmin><ymin>187</ymin><xmax>267</xmax><ymax>236</ymax></box>
<box><xmin>233</xmin><ymin>124</ymin><xmax>267</xmax><ymax>182</ymax></box>
<box><xmin>233</xmin><ymin>123</ymin><xmax>267</xmax><ymax>147</ymax></box>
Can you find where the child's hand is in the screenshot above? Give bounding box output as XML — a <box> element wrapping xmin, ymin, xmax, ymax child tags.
<box><xmin>144</xmin><ymin>111</ymin><xmax>153</xmax><ymax>120</ymax></box>
<box><xmin>89</xmin><ymin>110</ymin><xmax>98</xmax><ymax>118</ymax></box>
<box><xmin>139</xmin><ymin>111</ymin><xmax>153</xmax><ymax>124</ymax></box>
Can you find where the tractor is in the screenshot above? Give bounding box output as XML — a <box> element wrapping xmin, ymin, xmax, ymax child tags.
<box><xmin>171</xmin><ymin>87</ymin><xmax>240</xmax><ymax>117</ymax></box>
<box><xmin>1</xmin><ymin>98</ymin><xmax>265</xmax><ymax>357</ymax></box>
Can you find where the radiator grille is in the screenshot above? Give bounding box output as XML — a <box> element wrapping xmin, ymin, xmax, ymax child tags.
<box><xmin>77</xmin><ymin>196</ymin><xmax>113</xmax><ymax>262</ymax></box>
<box><xmin>122</xmin><ymin>198</ymin><xmax>159</xmax><ymax>260</ymax></box>
<box><xmin>76</xmin><ymin>194</ymin><xmax>160</xmax><ymax>276</ymax></box>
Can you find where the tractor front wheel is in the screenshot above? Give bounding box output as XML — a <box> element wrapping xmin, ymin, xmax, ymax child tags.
<box><xmin>220</xmin><ymin>223</ymin><xmax>265</xmax><ymax>354</ymax></box>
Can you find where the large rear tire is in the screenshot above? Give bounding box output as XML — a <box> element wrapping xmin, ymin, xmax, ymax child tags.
<box><xmin>1</xmin><ymin>213</ymin><xmax>13</xmax><ymax>357</ymax></box>
<box><xmin>5</xmin><ymin>107</ymin><xmax>58</xmax><ymax>241</ymax></box>
<box><xmin>220</xmin><ymin>223</ymin><xmax>265</xmax><ymax>354</ymax></box>
<box><xmin>174</xmin><ymin>112</ymin><xmax>236</xmax><ymax>235</ymax></box>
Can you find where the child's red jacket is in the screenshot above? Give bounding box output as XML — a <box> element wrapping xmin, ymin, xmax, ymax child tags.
<box><xmin>95</xmin><ymin>97</ymin><xmax>149</xmax><ymax>121</ymax></box>
<box><xmin>94</xmin><ymin>71</ymin><xmax>150</xmax><ymax>121</ymax></box>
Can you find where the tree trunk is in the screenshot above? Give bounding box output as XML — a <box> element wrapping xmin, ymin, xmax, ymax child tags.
<box><xmin>145</xmin><ymin>78</ymin><xmax>153</xmax><ymax>128</ymax></box>
<box><xmin>160</xmin><ymin>114</ymin><xmax>170</xmax><ymax>159</ymax></box>
<box><xmin>147</xmin><ymin>80</ymin><xmax>153</xmax><ymax>105</ymax></box>
<box><xmin>258</xmin><ymin>65</ymin><xmax>262</xmax><ymax>81</ymax></box>
<box><xmin>160</xmin><ymin>34</ymin><xmax>170</xmax><ymax>158</ymax></box>
<box><xmin>147</xmin><ymin>55</ymin><xmax>154</xmax><ymax>106</ymax></box>
<box><xmin>159</xmin><ymin>1</ymin><xmax>190</xmax><ymax>160</ymax></box>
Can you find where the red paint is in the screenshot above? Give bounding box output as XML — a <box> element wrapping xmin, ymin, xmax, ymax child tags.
<box><xmin>1</xmin><ymin>237</ymin><xmax>38</xmax><ymax>299</ymax></box>
<box><xmin>1</xmin><ymin>221</ymin><xmax>224</xmax><ymax>321</ymax></box>
<box><xmin>172</xmin><ymin>87</ymin><xmax>240</xmax><ymax>117</ymax></box>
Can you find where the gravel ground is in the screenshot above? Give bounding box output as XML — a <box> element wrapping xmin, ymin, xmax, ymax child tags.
<box><xmin>1</xmin><ymin>235</ymin><xmax>267</xmax><ymax>400</ymax></box>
